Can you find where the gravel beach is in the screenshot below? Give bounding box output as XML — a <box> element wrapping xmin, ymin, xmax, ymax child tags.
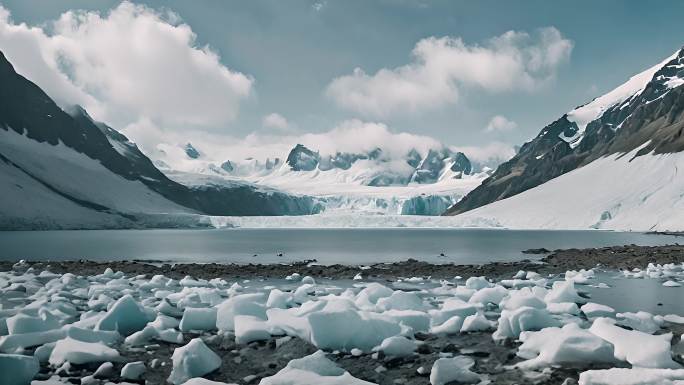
<box><xmin>2</xmin><ymin>244</ymin><xmax>683</xmax><ymax>385</ymax></box>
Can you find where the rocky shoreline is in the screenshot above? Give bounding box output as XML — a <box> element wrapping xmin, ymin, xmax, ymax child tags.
<box><xmin>3</xmin><ymin>244</ymin><xmax>684</xmax><ymax>281</ymax></box>
<box><xmin>1</xmin><ymin>244</ymin><xmax>683</xmax><ymax>385</ymax></box>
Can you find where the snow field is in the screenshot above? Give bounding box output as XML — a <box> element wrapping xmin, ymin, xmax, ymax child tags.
<box><xmin>454</xmin><ymin>148</ymin><xmax>684</xmax><ymax>231</ymax></box>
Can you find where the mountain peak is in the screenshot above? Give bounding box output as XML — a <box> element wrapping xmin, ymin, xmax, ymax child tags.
<box><xmin>0</xmin><ymin>50</ymin><xmax>17</xmax><ymax>76</ymax></box>
<box><xmin>286</xmin><ymin>144</ymin><xmax>320</xmax><ymax>171</ymax></box>
<box><xmin>184</xmin><ymin>143</ymin><xmax>201</xmax><ymax>159</ymax></box>
<box><xmin>563</xmin><ymin>48</ymin><xmax>684</xmax><ymax>149</ymax></box>
<box><xmin>448</xmin><ymin>44</ymin><xmax>684</xmax><ymax>216</ymax></box>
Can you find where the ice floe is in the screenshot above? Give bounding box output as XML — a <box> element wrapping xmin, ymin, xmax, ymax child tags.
<box><xmin>120</xmin><ymin>361</ymin><xmax>146</xmax><ymax>380</ymax></box>
<box><xmin>516</xmin><ymin>323</ymin><xmax>615</xmax><ymax>369</ymax></box>
<box><xmin>373</xmin><ymin>336</ymin><xmax>416</xmax><ymax>357</ymax></box>
<box><xmin>168</xmin><ymin>338</ymin><xmax>222</xmax><ymax>384</ymax></box>
<box><xmin>0</xmin><ymin>353</ymin><xmax>39</xmax><ymax>385</ymax></box>
<box><xmin>588</xmin><ymin>317</ymin><xmax>679</xmax><ymax>368</ymax></box>
<box><xmin>95</xmin><ymin>295</ymin><xmax>149</xmax><ymax>336</ymax></box>
<box><xmin>493</xmin><ymin>306</ymin><xmax>559</xmax><ymax>340</ymax></box>
<box><xmin>615</xmin><ymin>311</ymin><xmax>663</xmax><ymax>334</ymax></box>
<box><xmin>48</xmin><ymin>338</ymin><xmax>120</xmax><ymax>365</ymax></box>
<box><xmin>430</xmin><ymin>356</ymin><xmax>480</xmax><ymax>385</ymax></box>
<box><xmin>581</xmin><ymin>303</ymin><xmax>616</xmax><ymax>319</ymax></box>
<box><xmin>578</xmin><ymin>368</ymin><xmax>684</xmax><ymax>385</ymax></box>
<box><xmin>259</xmin><ymin>351</ymin><xmax>374</xmax><ymax>385</ymax></box>
<box><xmin>0</xmin><ymin>261</ymin><xmax>681</xmax><ymax>384</ymax></box>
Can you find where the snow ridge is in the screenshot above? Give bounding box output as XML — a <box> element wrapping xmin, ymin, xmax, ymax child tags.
<box><xmin>563</xmin><ymin>49</ymin><xmax>682</xmax><ymax>148</ymax></box>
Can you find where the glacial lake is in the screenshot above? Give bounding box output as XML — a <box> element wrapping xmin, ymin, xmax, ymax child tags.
<box><xmin>0</xmin><ymin>228</ymin><xmax>679</xmax><ymax>264</ymax></box>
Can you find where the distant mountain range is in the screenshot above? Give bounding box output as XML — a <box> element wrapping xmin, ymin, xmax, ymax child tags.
<box><xmin>0</xmin><ymin>49</ymin><xmax>487</xmax><ymax>229</ymax></box>
<box><xmin>156</xmin><ymin>141</ymin><xmax>487</xmax><ymax>216</ymax></box>
<box><xmin>8</xmin><ymin>41</ymin><xmax>682</xmax><ymax>231</ymax></box>
<box><xmin>172</xmin><ymin>140</ymin><xmax>476</xmax><ymax>186</ymax></box>
<box><xmin>0</xmin><ymin>51</ymin><xmax>318</xmax><ymax>229</ymax></box>
<box><xmin>283</xmin><ymin>143</ymin><xmax>472</xmax><ymax>185</ymax></box>
<box><xmin>155</xmin><ymin>138</ymin><xmax>488</xmax><ymax>217</ymax></box>
<box><xmin>448</xmin><ymin>46</ymin><xmax>684</xmax><ymax>231</ymax></box>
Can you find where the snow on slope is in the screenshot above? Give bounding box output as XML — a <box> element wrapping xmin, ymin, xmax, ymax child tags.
<box><xmin>241</xmin><ymin>160</ymin><xmax>483</xmax><ymax>198</ymax></box>
<box><xmin>160</xmin><ymin>155</ymin><xmax>487</xmax><ymax>216</ymax></box>
<box><xmin>0</xmin><ymin>158</ymin><xmax>127</xmax><ymax>229</ymax></box>
<box><xmin>563</xmin><ymin>51</ymin><xmax>680</xmax><ymax>148</ymax></box>
<box><xmin>0</xmin><ymin>128</ymin><xmax>192</xmax><ymax>228</ymax></box>
<box><xmin>242</xmin><ymin>161</ymin><xmax>486</xmax><ymax>215</ymax></box>
<box><xmin>454</xmin><ymin>146</ymin><xmax>684</xmax><ymax>231</ymax></box>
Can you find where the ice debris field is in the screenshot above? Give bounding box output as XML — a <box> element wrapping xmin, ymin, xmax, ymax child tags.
<box><xmin>0</xmin><ymin>261</ymin><xmax>683</xmax><ymax>385</ymax></box>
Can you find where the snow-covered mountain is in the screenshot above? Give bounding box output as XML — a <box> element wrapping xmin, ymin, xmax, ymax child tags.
<box><xmin>0</xmin><ymin>51</ymin><xmax>318</xmax><ymax>230</ymax></box>
<box><xmin>448</xmin><ymin>46</ymin><xmax>684</xmax><ymax>231</ymax></box>
<box><xmin>154</xmin><ymin>140</ymin><xmax>491</xmax><ymax>216</ymax></box>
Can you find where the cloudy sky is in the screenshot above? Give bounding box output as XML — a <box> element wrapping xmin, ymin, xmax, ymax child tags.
<box><xmin>1</xmin><ymin>0</ymin><xmax>683</xmax><ymax>162</ymax></box>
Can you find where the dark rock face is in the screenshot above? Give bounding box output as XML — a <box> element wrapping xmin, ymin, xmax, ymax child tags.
<box><xmin>220</xmin><ymin>160</ymin><xmax>234</xmax><ymax>172</ymax></box>
<box><xmin>0</xmin><ymin>51</ymin><xmax>317</xmax><ymax>219</ymax></box>
<box><xmin>406</xmin><ymin>149</ymin><xmax>422</xmax><ymax>168</ymax></box>
<box><xmin>410</xmin><ymin>149</ymin><xmax>471</xmax><ymax>184</ymax></box>
<box><xmin>286</xmin><ymin>144</ymin><xmax>380</xmax><ymax>172</ymax></box>
<box><xmin>319</xmin><ymin>152</ymin><xmax>367</xmax><ymax>171</ymax></box>
<box><xmin>447</xmin><ymin>47</ymin><xmax>684</xmax><ymax>215</ymax></box>
<box><xmin>411</xmin><ymin>149</ymin><xmax>444</xmax><ymax>184</ymax></box>
<box><xmin>184</xmin><ymin>143</ymin><xmax>200</xmax><ymax>159</ymax></box>
<box><xmin>446</xmin><ymin>116</ymin><xmax>580</xmax><ymax>215</ymax></box>
<box><xmin>286</xmin><ymin>144</ymin><xmax>320</xmax><ymax>171</ymax></box>
<box><xmin>283</xmin><ymin>143</ymin><xmax>473</xmax><ymax>187</ymax></box>
<box><xmin>287</xmin><ymin>145</ymin><xmax>383</xmax><ymax>172</ymax></box>
<box><xmin>450</xmin><ymin>152</ymin><xmax>472</xmax><ymax>174</ymax></box>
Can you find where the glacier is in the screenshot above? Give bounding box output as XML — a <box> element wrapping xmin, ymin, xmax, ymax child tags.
<box><xmin>203</xmin><ymin>145</ymin><xmax>684</xmax><ymax>231</ymax></box>
<box><xmin>164</xmin><ymin>152</ymin><xmax>488</xmax><ymax>217</ymax></box>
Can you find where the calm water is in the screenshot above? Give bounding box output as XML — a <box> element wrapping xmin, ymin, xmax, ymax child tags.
<box><xmin>0</xmin><ymin>228</ymin><xmax>679</xmax><ymax>264</ymax></box>
<box><xmin>586</xmin><ymin>272</ymin><xmax>684</xmax><ymax>315</ymax></box>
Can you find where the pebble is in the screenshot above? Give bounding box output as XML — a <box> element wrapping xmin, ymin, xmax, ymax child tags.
<box><xmin>243</xmin><ymin>374</ymin><xmax>258</xmax><ymax>383</ymax></box>
<box><xmin>275</xmin><ymin>336</ymin><xmax>292</xmax><ymax>348</ymax></box>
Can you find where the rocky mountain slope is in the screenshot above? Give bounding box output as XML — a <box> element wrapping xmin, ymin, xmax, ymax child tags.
<box><xmin>446</xmin><ymin>47</ymin><xmax>684</xmax><ymax>230</ymax></box>
<box><xmin>0</xmin><ymin>51</ymin><xmax>318</xmax><ymax>229</ymax></box>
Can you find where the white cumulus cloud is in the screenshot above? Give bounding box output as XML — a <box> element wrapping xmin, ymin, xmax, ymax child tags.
<box><xmin>0</xmin><ymin>2</ymin><xmax>253</xmax><ymax>131</ymax></box>
<box><xmin>452</xmin><ymin>142</ymin><xmax>516</xmax><ymax>169</ymax></box>
<box><xmin>312</xmin><ymin>2</ymin><xmax>326</xmax><ymax>12</ymax></box>
<box><xmin>262</xmin><ymin>113</ymin><xmax>290</xmax><ymax>131</ymax></box>
<box><xmin>138</xmin><ymin>119</ymin><xmax>442</xmax><ymax>169</ymax></box>
<box><xmin>295</xmin><ymin>119</ymin><xmax>441</xmax><ymax>157</ymax></box>
<box><xmin>326</xmin><ymin>27</ymin><xmax>572</xmax><ymax>118</ymax></box>
<box><xmin>485</xmin><ymin>115</ymin><xmax>518</xmax><ymax>132</ymax></box>
<box><xmin>123</xmin><ymin>118</ymin><xmax>516</xmax><ymax>175</ymax></box>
